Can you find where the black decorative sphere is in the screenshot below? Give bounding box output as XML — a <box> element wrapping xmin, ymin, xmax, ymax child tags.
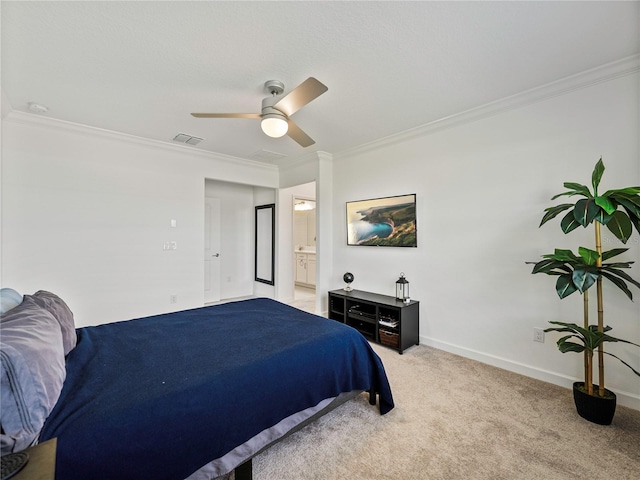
<box><xmin>343</xmin><ymin>272</ymin><xmax>354</xmax><ymax>284</ymax></box>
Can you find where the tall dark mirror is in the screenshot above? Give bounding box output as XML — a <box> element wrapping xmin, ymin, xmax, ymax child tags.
<box><xmin>255</xmin><ymin>204</ymin><xmax>275</xmax><ymax>285</ymax></box>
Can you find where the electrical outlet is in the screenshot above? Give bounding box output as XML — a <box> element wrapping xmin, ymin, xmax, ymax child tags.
<box><xmin>170</xmin><ymin>295</ymin><xmax>178</xmax><ymax>304</ymax></box>
<box><xmin>533</xmin><ymin>327</ymin><xmax>545</xmax><ymax>343</ymax></box>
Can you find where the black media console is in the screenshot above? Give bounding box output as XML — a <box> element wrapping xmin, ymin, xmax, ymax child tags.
<box><xmin>327</xmin><ymin>289</ymin><xmax>419</xmax><ymax>354</ymax></box>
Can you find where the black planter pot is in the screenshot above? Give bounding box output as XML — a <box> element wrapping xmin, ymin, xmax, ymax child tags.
<box><xmin>573</xmin><ymin>382</ymin><xmax>617</xmax><ymax>425</ymax></box>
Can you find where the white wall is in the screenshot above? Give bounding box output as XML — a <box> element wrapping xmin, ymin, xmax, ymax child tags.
<box><xmin>1</xmin><ymin>113</ymin><xmax>278</xmax><ymax>326</ymax></box>
<box><xmin>332</xmin><ymin>70</ymin><xmax>640</xmax><ymax>408</ymax></box>
<box><xmin>0</xmin><ymin>90</ymin><xmax>9</xmax><ymax>283</ymax></box>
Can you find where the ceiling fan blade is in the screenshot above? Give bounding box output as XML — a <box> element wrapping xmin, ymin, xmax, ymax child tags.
<box><xmin>191</xmin><ymin>113</ymin><xmax>261</xmax><ymax>119</ymax></box>
<box><xmin>287</xmin><ymin>120</ymin><xmax>315</xmax><ymax>148</ymax></box>
<box><xmin>273</xmin><ymin>77</ymin><xmax>328</xmax><ymax>117</ymax></box>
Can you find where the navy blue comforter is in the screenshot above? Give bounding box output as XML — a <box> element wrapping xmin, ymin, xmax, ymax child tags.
<box><xmin>39</xmin><ymin>298</ymin><xmax>393</xmax><ymax>479</ymax></box>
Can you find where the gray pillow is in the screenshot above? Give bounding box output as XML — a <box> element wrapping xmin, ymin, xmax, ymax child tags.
<box><xmin>29</xmin><ymin>290</ymin><xmax>77</xmax><ymax>356</ymax></box>
<box><xmin>0</xmin><ymin>288</ymin><xmax>23</xmax><ymax>314</ymax></box>
<box><xmin>0</xmin><ymin>296</ymin><xmax>66</xmax><ymax>454</ymax></box>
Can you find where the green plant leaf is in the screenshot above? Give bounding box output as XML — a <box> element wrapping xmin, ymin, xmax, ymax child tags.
<box><xmin>589</xmin><ymin>325</ymin><xmax>612</xmax><ymax>333</ymax></box>
<box><xmin>551</xmin><ymin>191</ymin><xmax>578</xmax><ymax>200</ymax></box>
<box><xmin>602</xmin><ymin>187</ymin><xmax>640</xmax><ymax>197</ymax></box>
<box><xmin>601</xmin><ymin>334</ymin><xmax>640</xmax><ymax>349</ymax></box>
<box><xmin>556</xmin><ymin>274</ymin><xmax>578</xmax><ymax>298</ymax></box>
<box><xmin>600</xmin><ymin>266</ymin><xmax>640</xmax><ymax>290</ymax></box>
<box><xmin>556</xmin><ymin>334</ymin><xmax>576</xmax><ymax>343</ymax></box>
<box><xmin>539</xmin><ymin>203</ymin><xmax>574</xmax><ymax>227</ymax></box>
<box><xmin>528</xmin><ymin>258</ymin><xmax>553</xmax><ymax>273</ymax></box>
<box><xmin>614</xmin><ymin>199</ymin><xmax>640</xmax><ymax>236</ymax></box>
<box><xmin>560</xmin><ymin>210</ymin><xmax>580</xmax><ymax>233</ymax></box>
<box><xmin>601</xmin><ymin>248</ymin><xmax>629</xmax><ymax>261</ymax></box>
<box><xmin>550</xmin><ymin>248</ymin><xmax>580</xmax><ymax>262</ymax></box>
<box><xmin>529</xmin><ymin>258</ymin><xmax>572</xmax><ymax>275</ymax></box>
<box><xmin>572</xmin><ymin>267</ymin><xmax>598</xmax><ymax>293</ymax></box>
<box><xmin>615</xmin><ymin>196</ymin><xmax>640</xmax><ymax>219</ymax></box>
<box><xmin>558</xmin><ymin>340</ymin><xmax>586</xmax><ymax>354</ymax></box>
<box><xmin>592</xmin><ymin>158</ymin><xmax>605</xmax><ymax>194</ymax></box>
<box><xmin>563</xmin><ymin>182</ymin><xmax>593</xmax><ymax>198</ymax></box>
<box><xmin>546</xmin><ymin>321</ymin><xmax>586</xmax><ymax>331</ymax></box>
<box><xmin>625</xmin><ymin>210</ymin><xmax>640</xmax><ymax>235</ymax></box>
<box><xmin>603</xmin><ymin>352</ymin><xmax>640</xmax><ymax>377</ymax></box>
<box><xmin>546</xmin><ymin>322</ymin><xmax>640</xmax><ymax>370</ymax></box>
<box><xmin>578</xmin><ymin>247</ymin><xmax>600</xmax><ymax>266</ymax></box>
<box><xmin>544</xmin><ymin>326</ymin><xmax>577</xmax><ymax>334</ymax></box>
<box><xmin>594</xmin><ymin>195</ymin><xmax>616</xmax><ymax>214</ymax></box>
<box><xmin>617</xmin><ymin>192</ymin><xmax>640</xmax><ymax>205</ymax></box>
<box><xmin>602</xmin><ymin>262</ymin><xmax>634</xmax><ymax>269</ymax></box>
<box><xmin>605</xmin><ymin>210</ymin><xmax>632</xmax><ymax>244</ymax></box>
<box><xmin>594</xmin><ymin>208</ymin><xmax>613</xmax><ymax>225</ymax></box>
<box><xmin>544</xmin><ymin>322</ymin><xmax>592</xmax><ymax>351</ymax></box>
<box><xmin>573</xmin><ymin>198</ymin><xmax>600</xmax><ymax>227</ymax></box>
<box><xmin>599</xmin><ymin>271</ymin><xmax>633</xmax><ymax>301</ymax></box>
<box><xmin>547</xmin><ymin>321</ymin><xmax>593</xmax><ymax>336</ymax></box>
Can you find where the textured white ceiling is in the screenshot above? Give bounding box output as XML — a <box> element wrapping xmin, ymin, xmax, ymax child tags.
<box><xmin>2</xmin><ymin>1</ymin><xmax>639</xmax><ymax>165</ymax></box>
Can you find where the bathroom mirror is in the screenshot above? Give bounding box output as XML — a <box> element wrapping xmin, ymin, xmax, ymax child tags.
<box><xmin>293</xmin><ymin>198</ymin><xmax>316</xmax><ymax>249</ymax></box>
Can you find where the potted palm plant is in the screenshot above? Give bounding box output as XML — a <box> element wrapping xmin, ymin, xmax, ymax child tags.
<box><xmin>528</xmin><ymin>158</ymin><xmax>640</xmax><ymax>424</ymax></box>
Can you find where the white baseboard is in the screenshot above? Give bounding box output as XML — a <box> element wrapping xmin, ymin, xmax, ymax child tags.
<box><xmin>420</xmin><ymin>336</ymin><xmax>640</xmax><ymax>412</ymax></box>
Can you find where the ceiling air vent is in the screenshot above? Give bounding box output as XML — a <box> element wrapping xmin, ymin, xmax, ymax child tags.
<box><xmin>248</xmin><ymin>149</ymin><xmax>288</xmax><ymax>163</ymax></box>
<box><xmin>173</xmin><ymin>133</ymin><xmax>204</xmax><ymax>146</ymax></box>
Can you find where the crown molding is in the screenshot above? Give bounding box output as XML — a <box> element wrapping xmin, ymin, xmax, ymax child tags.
<box><xmin>277</xmin><ymin>150</ymin><xmax>327</xmax><ymax>172</ymax></box>
<box><xmin>3</xmin><ymin>110</ymin><xmax>279</xmax><ymax>172</ymax></box>
<box><xmin>335</xmin><ymin>54</ymin><xmax>640</xmax><ymax>160</ymax></box>
<box><xmin>316</xmin><ymin>151</ymin><xmax>333</xmax><ymax>164</ymax></box>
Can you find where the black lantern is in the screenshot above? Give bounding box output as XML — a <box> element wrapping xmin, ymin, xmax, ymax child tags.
<box><xmin>396</xmin><ymin>273</ymin><xmax>410</xmax><ymax>303</ymax></box>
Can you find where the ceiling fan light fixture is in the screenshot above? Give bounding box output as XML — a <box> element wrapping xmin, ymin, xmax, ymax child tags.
<box><xmin>191</xmin><ymin>77</ymin><xmax>327</xmax><ymax>146</ymax></box>
<box><xmin>261</xmin><ymin>114</ymin><xmax>288</xmax><ymax>138</ymax></box>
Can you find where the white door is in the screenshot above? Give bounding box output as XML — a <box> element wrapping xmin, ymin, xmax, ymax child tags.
<box><xmin>204</xmin><ymin>197</ymin><xmax>221</xmax><ymax>303</ymax></box>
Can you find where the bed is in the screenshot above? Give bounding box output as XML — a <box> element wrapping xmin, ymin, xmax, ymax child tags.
<box><xmin>0</xmin><ymin>292</ymin><xmax>394</xmax><ymax>480</ymax></box>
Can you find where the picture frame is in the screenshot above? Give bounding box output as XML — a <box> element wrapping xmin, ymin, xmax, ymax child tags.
<box><xmin>346</xmin><ymin>194</ymin><xmax>417</xmax><ymax>247</ymax></box>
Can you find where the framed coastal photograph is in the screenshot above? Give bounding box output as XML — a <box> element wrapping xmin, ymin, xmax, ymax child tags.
<box><xmin>346</xmin><ymin>194</ymin><xmax>417</xmax><ymax>247</ymax></box>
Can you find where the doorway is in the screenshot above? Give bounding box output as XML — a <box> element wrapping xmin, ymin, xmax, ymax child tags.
<box><xmin>290</xmin><ymin>183</ymin><xmax>317</xmax><ymax>313</ymax></box>
<box><xmin>204</xmin><ymin>179</ymin><xmax>270</xmax><ymax>305</ymax></box>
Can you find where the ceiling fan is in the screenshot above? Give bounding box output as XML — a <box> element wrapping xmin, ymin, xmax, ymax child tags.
<box><xmin>191</xmin><ymin>77</ymin><xmax>328</xmax><ymax>148</ymax></box>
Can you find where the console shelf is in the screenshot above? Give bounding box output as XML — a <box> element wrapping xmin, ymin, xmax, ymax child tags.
<box><xmin>328</xmin><ymin>289</ymin><xmax>419</xmax><ymax>354</ymax></box>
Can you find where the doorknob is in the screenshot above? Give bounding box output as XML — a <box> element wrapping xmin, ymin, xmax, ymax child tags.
<box><xmin>212</xmin><ymin>253</ymin><xmax>220</xmax><ymax>257</ymax></box>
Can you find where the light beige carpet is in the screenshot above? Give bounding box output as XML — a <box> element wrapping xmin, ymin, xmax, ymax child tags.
<box><xmin>249</xmin><ymin>343</ymin><xmax>640</xmax><ymax>479</ymax></box>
